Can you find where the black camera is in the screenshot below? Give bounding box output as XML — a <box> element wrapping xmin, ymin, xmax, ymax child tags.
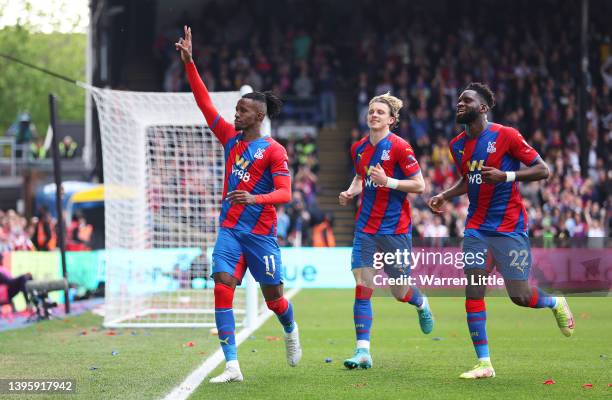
<box><xmin>25</xmin><ymin>279</ymin><xmax>68</xmax><ymax>321</ymax></box>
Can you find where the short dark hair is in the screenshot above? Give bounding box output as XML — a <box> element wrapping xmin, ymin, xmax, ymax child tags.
<box><xmin>242</xmin><ymin>91</ymin><xmax>283</xmax><ymax>118</ymax></box>
<box><xmin>465</xmin><ymin>82</ymin><xmax>496</xmax><ymax>109</ymax></box>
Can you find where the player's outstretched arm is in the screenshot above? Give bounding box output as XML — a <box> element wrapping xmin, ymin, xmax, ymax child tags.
<box><xmin>339</xmin><ymin>175</ymin><xmax>362</xmax><ymax>206</ymax></box>
<box><xmin>427</xmin><ymin>176</ymin><xmax>467</xmax><ymax>214</ymax></box>
<box><xmin>176</xmin><ymin>26</ymin><xmax>233</xmax><ymax>145</ymax></box>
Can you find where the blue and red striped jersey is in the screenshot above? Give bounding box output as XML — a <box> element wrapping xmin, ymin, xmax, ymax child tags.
<box><xmin>209</xmin><ymin>115</ymin><xmax>290</xmax><ymax>236</ymax></box>
<box><xmin>449</xmin><ymin>122</ymin><xmax>540</xmax><ymax>233</ymax></box>
<box><xmin>351</xmin><ymin>133</ymin><xmax>421</xmax><ymax>235</ymax></box>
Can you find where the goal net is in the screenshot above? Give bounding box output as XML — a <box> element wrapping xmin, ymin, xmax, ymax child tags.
<box><xmin>90</xmin><ymin>87</ymin><xmax>262</xmax><ymax>328</ymax></box>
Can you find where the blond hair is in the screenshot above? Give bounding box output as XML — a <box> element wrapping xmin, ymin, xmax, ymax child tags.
<box><xmin>368</xmin><ymin>92</ymin><xmax>403</xmax><ymax>127</ymax></box>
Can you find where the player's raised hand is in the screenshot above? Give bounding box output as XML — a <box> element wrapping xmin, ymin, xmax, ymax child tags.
<box><xmin>338</xmin><ymin>191</ymin><xmax>355</xmax><ymax>206</ymax></box>
<box><xmin>226</xmin><ymin>190</ymin><xmax>257</xmax><ymax>205</ymax></box>
<box><xmin>481</xmin><ymin>166</ymin><xmax>506</xmax><ymax>183</ymax></box>
<box><xmin>175</xmin><ymin>25</ymin><xmax>193</xmax><ymax>64</ymax></box>
<box><xmin>427</xmin><ymin>194</ymin><xmax>446</xmax><ymax>214</ymax></box>
<box><xmin>370</xmin><ymin>163</ymin><xmax>388</xmax><ymax>187</ymax></box>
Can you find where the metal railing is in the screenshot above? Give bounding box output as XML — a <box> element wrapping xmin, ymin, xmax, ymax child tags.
<box><xmin>0</xmin><ymin>137</ymin><xmax>17</xmax><ymax>176</ymax></box>
<box><xmin>0</xmin><ymin>138</ymin><xmax>54</xmax><ymax>177</ymax></box>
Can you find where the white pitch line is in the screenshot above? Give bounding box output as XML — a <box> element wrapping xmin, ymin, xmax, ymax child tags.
<box><xmin>163</xmin><ymin>287</ymin><xmax>301</xmax><ymax>400</ymax></box>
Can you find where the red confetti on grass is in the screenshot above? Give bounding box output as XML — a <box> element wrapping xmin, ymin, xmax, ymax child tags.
<box><xmin>106</xmin><ymin>331</ymin><xmax>117</xmax><ymax>336</ymax></box>
<box><xmin>183</xmin><ymin>341</ymin><xmax>195</xmax><ymax>347</ymax></box>
<box><xmin>608</xmin><ymin>383</ymin><xmax>612</xmax><ymax>387</ymax></box>
<box><xmin>265</xmin><ymin>336</ymin><xmax>281</xmax><ymax>341</ymax></box>
<box><xmin>582</xmin><ymin>384</ymin><xmax>593</xmax><ymax>389</ymax></box>
<box><xmin>91</xmin><ymin>327</ymin><xmax>98</xmax><ymax>332</ymax></box>
<box><xmin>80</xmin><ymin>330</ymin><xmax>88</xmax><ymax>336</ymax></box>
<box><xmin>543</xmin><ymin>379</ymin><xmax>556</xmax><ymax>385</ymax></box>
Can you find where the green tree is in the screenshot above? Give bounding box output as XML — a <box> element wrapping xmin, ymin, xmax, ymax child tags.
<box><xmin>0</xmin><ymin>0</ymin><xmax>86</xmax><ymax>137</ymax></box>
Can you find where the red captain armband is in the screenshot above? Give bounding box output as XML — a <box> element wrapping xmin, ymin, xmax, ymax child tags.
<box><xmin>254</xmin><ymin>175</ymin><xmax>291</xmax><ymax>205</ymax></box>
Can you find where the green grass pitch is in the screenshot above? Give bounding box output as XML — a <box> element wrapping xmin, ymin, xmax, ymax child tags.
<box><xmin>1</xmin><ymin>290</ymin><xmax>610</xmax><ymax>399</ymax></box>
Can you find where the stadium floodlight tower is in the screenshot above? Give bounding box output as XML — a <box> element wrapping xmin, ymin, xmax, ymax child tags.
<box><xmin>91</xmin><ymin>86</ymin><xmax>262</xmax><ymax>328</ymax></box>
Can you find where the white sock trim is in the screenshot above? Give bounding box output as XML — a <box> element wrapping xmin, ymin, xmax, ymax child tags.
<box><xmin>478</xmin><ymin>357</ymin><xmax>491</xmax><ymax>362</ymax></box>
<box><xmin>356</xmin><ymin>340</ymin><xmax>370</xmax><ymax>350</ymax></box>
<box><xmin>418</xmin><ymin>296</ymin><xmax>428</xmax><ymax>310</ymax></box>
<box><xmin>552</xmin><ymin>297</ymin><xmax>560</xmax><ymax>309</ymax></box>
<box><xmin>226</xmin><ymin>360</ymin><xmax>240</xmax><ymax>369</ymax></box>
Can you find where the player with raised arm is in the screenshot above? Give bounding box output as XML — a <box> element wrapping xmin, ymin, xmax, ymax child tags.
<box><xmin>428</xmin><ymin>83</ymin><xmax>574</xmax><ymax>379</ymax></box>
<box><xmin>339</xmin><ymin>93</ymin><xmax>434</xmax><ymax>370</ymax></box>
<box><xmin>176</xmin><ymin>26</ymin><xmax>301</xmax><ymax>383</ymax></box>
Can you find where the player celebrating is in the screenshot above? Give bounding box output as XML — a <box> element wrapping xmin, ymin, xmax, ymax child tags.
<box><xmin>339</xmin><ymin>93</ymin><xmax>434</xmax><ymax>370</ymax></box>
<box><xmin>428</xmin><ymin>83</ymin><xmax>574</xmax><ymax>379</ymax></box>
<box><xmin>176</xmin><ymin>26</ymin><xmax>301</xmax><ymax>383</ymax></box>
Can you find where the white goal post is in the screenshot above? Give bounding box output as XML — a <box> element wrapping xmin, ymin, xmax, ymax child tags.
<box><xmin>90</xmin><ymin>87</ymin><xmax>263</xmax><ymax>328</ymax></box>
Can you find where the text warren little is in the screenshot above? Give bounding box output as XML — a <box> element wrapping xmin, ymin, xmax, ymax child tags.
<box><xmin>373</xmin><ymin>275</ymin><xmax>505</xmax><ymax>287</ymax></box>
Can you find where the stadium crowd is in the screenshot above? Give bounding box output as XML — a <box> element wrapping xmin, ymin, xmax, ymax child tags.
<box><xmin>275</xmin><ymin>135</ymin><xmax>333</xmax><ymax>247</ymax></box>
<box><xmin>154</xmin><ymin>1</ymin><xmax>339</xmax><ymax>126</ymax></box>
<box><xmin>0</xmin><ymin>210</ymin><xmax>34</xmax><ymax>254</ymax></box>
<box><xmin>0</xmin><ymin>207</ymin><xmax>94</xmax><ymax>255</ymax></box>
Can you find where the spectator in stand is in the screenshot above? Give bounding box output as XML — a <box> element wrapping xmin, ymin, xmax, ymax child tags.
<box><xmin>294</xmin><ymin>64</ymin><xmax>314</xmax><ymax>98</ymax></box>
<box><xmin>58</xmin><ymin>136</ymin><xmax>78</xmax><ymax>159</ymax></box>
<box><xmin>5</xmin><ymin>112</ymin><xmax>37</xmax><ymax>145</ymax></box>
<box><xmin>312</xmin><ymin>213</ymin><xmax>336</xmax><ymax>247</ymax></box>
<box><xmin>66</xmin><ymin>213</ymin><xmax>93</xmax><ymax>251</ymax></box>
<box><xmin>5</xmin><ymin>112</ymin><xmax>38</xmax><ymax>159</ymax></box>
<box><xmin>0</xmin><ymin>210</ymin><xmax>35</xmax><ymax>253</ymax></box>
<box><xmin>30</xmin><ymin>137</ymin><xmax>47</xmax><ymax>160</ymax></box>
<box><xmin>31</xmin><ymin>207</ymin><xmax>56</xmax><ymax>251</ymax></box>
<box><xmin>295</xmin><ymin>136</ymin><xmax>317</xmax><ymax>170</ymax></box>
<box><xmin>318</xmin><ymin>64</ymin><xmax>337</xmax><ymax>127</ymax></box>
<box><xmin>276</xmin><ymin>206</ymin><xmax>291</xmax><ymax>246</ymax></box>
<box><xmin>287</xmin><ymin>191</ymin><xmax>311</xmax><ymax>247</ymax></box>
<box><xmin>294</xmin><ymin>165</ymin><xmax>318</xmax><ymax>207</ymax></box>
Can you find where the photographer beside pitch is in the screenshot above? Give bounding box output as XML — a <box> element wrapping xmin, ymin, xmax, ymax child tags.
<box><xmin>176</xmin><ymin>26</ymin><xmax>301</xmax><ymax>384</ymax></box>
<box><xmin>428</xmin><ymin>83</ymin><xmax>574</xmax><ymax>379</ymax></box>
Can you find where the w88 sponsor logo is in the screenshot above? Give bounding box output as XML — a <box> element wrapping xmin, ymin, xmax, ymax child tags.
<box><xmin>232</xmin><ymin>164</ymin><xmax>251</xmax><ymax>182</ymax></box>
<box><xmin>364</xmin><ymin>177</ymin><xmax>382</xmax><ymax>188</ymax></box>
<box><xmin>363</xmin><ymin>165</ymin><xmax>382</xmax><ymax>189</ymax></box>
<box><xmin>467</xmin><ymin>159</ymin><xmax>484</xmax><ymax>184</ymax></box>
<box><xmin>468</xmin><ymin>173</ymin><xmax>482</xmax><ymax>184</ymax></box>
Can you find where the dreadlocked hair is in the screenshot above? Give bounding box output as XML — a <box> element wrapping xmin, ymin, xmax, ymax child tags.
<box><xmin>242</xmin><ymin>91</ymin><xmax>283</xmax><ymax>118</ymax></box>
